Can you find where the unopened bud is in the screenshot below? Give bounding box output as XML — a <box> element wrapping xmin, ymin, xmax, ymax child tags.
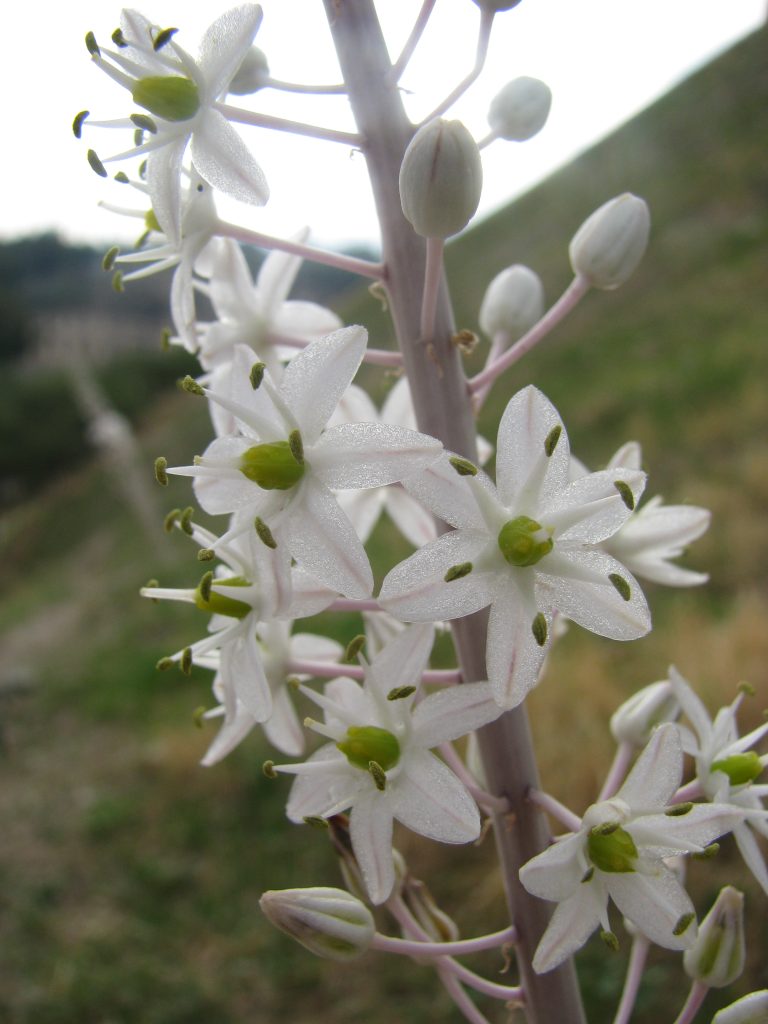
<box><xmin>260</xmin><ymin>887</ymin><xmax>374</xmax><ymax>961</ymax></box>
<box><xmin>488</xmin><ymin>77</ymin><xmax>552</xmax><ymax>142</ymax></box>
<box><xmin>229</xmin><ymin>46</ymin><xmax>269</xmax><ymax>94</ymax></box>
<box><xmin>569</xmin><ymin>193</ymin><xmax>650</xmax><ymax>290</ymax></box>
<box><xmin>479</xmin><ymin>264</ymin><xmax>544</xmax><ymax>339</ymax></box>
<box><xmin>683</xmin><ymin>886</ymin><xmax>745</xmax><ymax>989</ymax></box>
<box><xmin>610</xmin><ymin>680</ymin><xmax>679</xmax><ymax>747</ymax></box>
<box><xmin>712</xmin><ymin>991</ymin><xmax>768</xmax><ymax>1024</ymax></box>
<box><xmin>399</xmin><ymin>119</ymin><xmax>482</xmax><ymax>239</ymax></box>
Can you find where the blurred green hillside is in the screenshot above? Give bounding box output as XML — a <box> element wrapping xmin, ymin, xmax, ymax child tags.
<box><xmin>0</xmin><ymin>26</ymin><xmax>766</xmax><ymax>1024</ymax></box>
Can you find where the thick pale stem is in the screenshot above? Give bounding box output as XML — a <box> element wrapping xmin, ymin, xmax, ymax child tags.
<box><xmin>323</xmin><ymin>5</ymin><xmax>585</xmax><ymax>1023</ymax></box>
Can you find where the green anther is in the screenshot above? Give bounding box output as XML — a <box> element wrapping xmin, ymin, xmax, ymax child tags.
<box><xmin>665</xmin><ymin>802</ymin><xmax>694</xmax><ymax>816</ymax></box>
<box><xmin>387</xmin><ymin>686</ymin><xmax>416</xmax><ymax>701</ymax></box>
<box><xmin>134</xmin><ymin>127</ymin><xmax>144</xmax><ymax>147</ymax></box>
<box><xmin>444</xmin><ymin>562</ymin><xmax>473</xmax><ymax>582</ymax></box>
<box><xmin>368</xmin><ymin>761</ymin><xmax>387</xmax><ymax>792</ymax></box>
<box><xmin>285</xmin><ymin>676</ymin><xmax>301</xmax><ymax>690</ymax></box>
<box><xmin>692</xmin><ymin>843</ymin><xmax>719</xmax><ymax>861</ymax></box>
<box><xmin>114</xmin><ymin>171</ymin><xmax>129</xmax><ymax>184</ymax></box>
<box><xmin>303</xmin><ymin>816</ymin><xmax>329</xmax><ymax>829</ymax></box>
<box><xmin>72</xmin><ymin>110</ymin><xmax>89</xmax><ymax>138</ymax></box>
<box><xmin>154</xmin><ymin>456</ymin><xmax>168</xmax><ymax>486</ymax></box>
<box><xmin>254</xmin><ymin>517</ymin><xmax>277</xmax><ymax>550</ymax></box>
<box><xmin>449</xmin><ymin>455</ymin><xmax>478</xmax><ymax>477</ymax></box>
<box><xmin>132</xmin><ymin>75</ymin><xmax>200</xmax><ymax>122</ymax></box>
<box><xmin>544</xmin><ymin>425</ymin><xmax>562</xmax><ymax>457</ymax></box>
<box><xmin>131</xmin><ymin>113</ymin><xmax>157</xmax><ymax>134</ymax></box>
<box><xmin>263</xmin><ymin>760</ymin><xmax>277</xmax><ymax>779</ymax></box>
<box><xmin>609</xmin><ymin>573</ymin><xmax>631</xmax><ymax>601</ymax></box>
<box><xmin>87</xmin><ymin>149</ymin><xmax>107</xmax><ymax>177</ymax></box>
<box><xmin>614</xmin><ymin>479</ymin><xmax>635</xmax><ymax>511</ymax></box>
<box><xmin>593</xmin><ymin>821</ymin><xmax>620</xmax><ymax>835</ymax></box>
<box><xmin>112</xmin><ymin>272</ymin><xmax>124</xmax><ymax>293</ymax></box>
<box><xmin>581</xmin><ymin>867</ymin><xmax>594</xmax><ymax>883</ymax></box>
<box><xmin>498</xmin><ymin>516</ymin><xmax>553</xmax><ymax>567</ymax></box>
<box><xmin>153</xmin><ymin>26</ymin><xmax>178</xmax><ymax>51</ymax></box>
<box><xmin>179</xmin><ymin>507</ymin><xmax>194</xmax><ymax>535</ymax></box>
<box><xmin>711</xmin><ymin>751</ymin><xmax>763</xmax><ymax>786</ymax></box>
<box><xmin>289</xmin><ymin>430</ymin><xmax>304</xmax><ymax>466</ymax></box>
<box><xmin>112</xmin><ymin>28</ymin><xmax>127</xmax><ymax>47</ymax></box>
<box><xmin>337</xmin><ymin>726</ymin><xmax>401</xmax><ymax>773</ymax></box>
<box><xmin>738</xmin><ymin>681</ymin><xmax>755</xmax><ymax>697</ymax></box>
<box><xmin>194</xmin><ymin>574</ymin><xmax>251</xmax><ymax>619</ymax></box>
<box><xmin>160</xmin><ymin>327</ymin><xmax>171</xmax><ymax>351</ymax></box>
<box><xmin>181</xmin><ymin>375</ymin><xmax>205</xmax><ymax>396</ymax></box>
<box><xmin>587</xmin><ymin>824</ymin><xmax>638</xmax><ymax>873</ymax></box>
<box><xmin>193</xmin><ymin>706</ymin><xmax>206</xmax><ymax>729</ymax></box>
<box><xmin>145</xmin><ymin>208</ymin><xmax>162</xmax><ymax>233</ymax></box>
<box><xmin>156</xmin><ymin>656</ymin><xmax>175</xmax><ymax>671</ymax></box>
<box><xmin>249</xmin><ymin>362</ymin><xmax>266</xmax><ymax>389</ymax></box>
<box><xmin>145</xmin><ymin>578</ymin><xmax>159</xmax><ymax>591</ymax></box>
<box><xmin>673</xmin><ymin>912</ymin><xmax>695</xmax><ymax>937</ymax></box>
<box><xmin>531</xmin><ymin>612</ymin><xmax>547</xmax><ymax>647</ymax></box>
<box><xmin>600</xmin><ymin>930</ymin><xmax>620</xmax><ymax>952</ymax></box>
<box><xmin>197</xmin><ymin>548</ymin><xmax>215</xmax><ymax>562</ymax></box>
<box><xmin>138</xmin><ymin>159</ymin><xmax>148</xmax><ymax>179</ymax></box>
<box><xmin>85</xmin><ymin>31</ymin><xmax>100</xmax><ymax>56</ymax></box>
<box><xmin>180</xmin><ymin>647</ymin><xmax>193</xmax><ymax>675</ymax></box>
<box><xmin>102</xmin><ymin>246</ymin><xmax>119</xmax><ymax>271</ymax></box>
<box><xmin>240</xmin><ymin>441</ymin><xmax>305</xmax><ymax>490</ymax></box>
<box><xmin>343</xmin><ymin>635</ymin><xmax>366</xmax><ymax>663</ymax></box>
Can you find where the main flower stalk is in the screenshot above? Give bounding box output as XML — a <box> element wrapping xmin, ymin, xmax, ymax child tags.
<box><xmin>322</xmin><ymin>3</ymin><xmax>585</xmax><ymax>1021</ymax></box>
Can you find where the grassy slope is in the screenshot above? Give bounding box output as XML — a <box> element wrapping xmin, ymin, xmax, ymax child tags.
<box><xmin>1</xmin><ymin>27</ymin><xmax>767</xmax><ymax>1023</ymax></box>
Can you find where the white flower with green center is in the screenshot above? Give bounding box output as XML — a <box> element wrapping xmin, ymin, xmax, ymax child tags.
<box><xmin>669</xmin><ymin>666</ymin><xmax>768</xmax><ymax>894</ymax></box>
<box><xmin>380</xmin><ymin>385</ymin><xmax>651</xmax><ymax>708</ymax></box>
<box><xmin>166</xmin><ymin>327</ymin><xmax>443</xmax><ymax>599</ymax></box>
<box><xmin>520</xmin><ymin>724</ymin><xmax>746</xmax><ymax>974</ymax></box>
<box><xmin>270</xmin><ymin>624</ymin><xmax>502</xmax><ymax>905</ymax></box>
<box><xmin>84</xmin><ymin>5</ymin><xmax>268</xmax><ymax>245</ymax></box>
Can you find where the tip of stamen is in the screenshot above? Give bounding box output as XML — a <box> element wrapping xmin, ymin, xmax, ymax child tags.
<box><xmin>72</xmin><ymin>110</ymin><xmax>89</xmax><ymax>138</ymax></box>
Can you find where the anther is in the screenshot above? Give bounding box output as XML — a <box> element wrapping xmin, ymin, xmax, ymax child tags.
<box><xmin>197</xmin><ymin>548</ymin><xmax>215</xmax><ymax>562</ymax></box>
<box><xmin>544</xmin><ymin>425</ymin><xmax>562</xmax><ymax>457</ymax></box>
<box><xmin>665</xmin><ymin>802</ymin><xmax>694</xmax><ymax>817</ymax></box>
<box><xmin>343</xmin><ymin>635</ymin><xmax>366</xmax><ymax>663</ymax></box>
<box><xmin>156</xmin><ymin>656</ymin><xmax>175</xmax><ymax>671</ymax></box>
<box><xmin>444</xmin><ymin>562</ymin><xmax>473</xmax><ymax>582</ymax></box>
<box><xmin>600</xmin><ymin>930</ymin><xmax>619</xmax><ymax>952</ymax></box>
<box><xmin>673</xmin><ymin>912</ymin><xmax>695</xmax><ymax>936</ymax></box>
<box><xmin>160</xmin><ymin>328</ymin><xmax>171</xmax><ymax>351</ymax></box>
<box><xmin>531</xmin><ymin>612</ymin><xmax>547</xmax><ymax>647</ymax></box>
<box><xmin>72</xmin><ymin>110</ymin><xmax>89</xmax><ymax>138</ymax></box>
<box><xmin>263</xmin><ymin>760</ymin><xmax>277</xmax><ymax>779</ymax></box>
<box><xmin>87</xmin><ymin>149</ymin><xmax>107</xmax><ymax>177</ymax></box>
<box><xmin>102</xmin><ymin>246</ymin><xmax>119</xmax><ymax>271</ymax></box>
<box><xmin>180</xmin><ymin>647</ymin><xmax>193</xmax><ymax>675</ymax></box>
<box><xmin>368</xmin><ymin>761</ymin><xmax>387</xmax><ymax>791</ymax></box>
<box><xmin>114</xmin><ymin>171</ymin><xmax>130</xmax><ymax>184</ymax></box>
<box><xmin>85</xmin><ymin>31</ymin><xmax>100</xmax><ymax>56</ymax></box>
<box><xmin>303</xmin><ymin>816</ymin><xmax>329</xmax><ymax>829</ymax></box>
<box><xmin>614</xmin><ymin>479</ymin><xmax>635</xmax><ymax>511</ymax></box>
<box><xmin>193</xmin><ymin>706</ymin><xmax>206</xmax><ymax>728</ymax></box>
<box><xmin>131</xmin><ymin>113</ymin><xmax>158</xmax><ymax>134</ymax></box>
<box><xmin>153</xmin><ymin>26</ymin><xmax>178</xmax><ymax>50</ymax></box>
<box><xmin>154</xmin><ymin>457</ymin><xmax>168</xmax><ymax>486</ymax></box>
<box><xmin>163</xmin><ymin>508</ymin><xmax>181</xmax><ymax>532</ymax></box>
<box><xmin>180</xmin><ymin>507</ymin><xmax>194</xmax><ymax>535</ymax></box>
<box><xmin>181</xmin><ymin>375</ymin><xmax>205</xmax><ymax>396</ymax></box>
<box><xmin>449</xmin><ymin>455</ymin><xmax>478</xmax><ymax>477</ymax></box>
<box><xmin>111</xmin><ymin>28</ymin><xmax>127</xmax><ymax>47</ymax></box>
<box><xmin>387</xmin><ymin>686</ymin><xmax>416</xmax><ymax>701</ymax></box>
<box><xmin>254</xmin><ymin>517</ymin><xmax>277</xmax><ymax>549</ymax></box>
<box><xmin>249</xmin><ymin>362</ymin><xmax>265</xmax><ymax>389</ymax></box>
<box><xmin>198</xmin><ymin>571</ymin><xmax>214</xmax><ymax>603</ymax></box>
<box><xmin>112</xmin><ymin>272</ymin><xmax>124</xmax><ymax>293</ymax></box>
<box><xmin>289</xmin><ymin>430</ymin><xmax>304</xmax><ymax>465</ymax></box>
<box><xmin>608</xmin><ymin>573</ymin><xmax>631</xmax><ymax>601</ymax></box>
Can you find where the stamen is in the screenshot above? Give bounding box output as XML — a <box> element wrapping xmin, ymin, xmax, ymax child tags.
<box><xmin>111</xmin><ymin>28</ymin><xmax>127</xmax><ymax>47</ymax></box>
<box><xmin>152</xmin><ymin>27</ymin><xmax>178</xmax><ymax>51</ymax></box>
<box><xmin>87</xmin><ymin>149</ymin><xmax>108</xmax><ymax>177</ymax></box>
<box><xmin>614</xmin><ymin>479</ymin><xmax>635</xmax><ymax>511</ymax></box>
<box><xmin>449</xmin><ymin>455</ymin><xmax>478</xmax><ymax>477</ymax></box>
<box><xmin>131</xmin><ymin>113</ymin><xmax>158</xmax><ymax>134</ymax></box>
<box><xmin>544</xmin><ymin>425</ymin><xmax>562</xmax><ymax>457</ymax></box>
<box><xmin>531</xmin><ymin>612</ymin><xmax>547</xmax><ymax>647</ymax></box>
<box><xmin>180</xmin><ymin>506</ymin><xmax>194</xmax><ymax>535</ymax></box>
<box><xmin>387</xmin><ymin>686</ymin><xmax>416</xmax><ymax>701</ymax></box>
<box><xmin>600</xmin><ymin>930</ymin><xmax>619</xmax><ymax>952</ymax></box>
<box><xmin>180</xmin><ymin>647</ymin><xmax>193</xmax><ymax>675</ymax></box>
<box><xmin>444</xmin><ymin>562</ymin><xmax>473</xmax><ymax>582</ymax></box>
<box><xmin>85</xmin><ymin>31</ymin><xmax>100</xmax><ymax>56</ymax></box>
<box><xmin>181</xmin><ymin>375</ymin><xmax>205</xmax><ymax>396</ymax></box>
<box><xmin>72</xmin><ymin>110</ymin><xmax>89</xmax><ymax>138</ymax></box>
<box><xmin>250</xmin><ymin>361</ymin><xmax>266</xmax><ymax>389</ymax></box>
<box><xmin>197</xmin><ymin>548</ymin><xmax>216</xmax><ymax>561</ymax></box>
<box><xmin>112</xmin><ymin>272</ymin><xmax>124</xmax><ymax>293</ymax></box>
<box><xmin>154</xmin><ymin>456</ymin><xmax>168</xmax><ymax>486</ymax></box>
<box><xmin>673</xmin><ymin>912</ymin><xmax>695</xmax><ymax>936</ymax></box>
<box><xmin>343</xmin><ymin>635</ymin><xmax>366</xmax><ymax>663</ymax></box>
<box><xmin>368</xmin><ymin>761</ymin><xmax>387</xmax><ymax>791</ymax></box>
<box><xmin>608</xmin><ymin>573</ymin><xmax>631</xmax><ymax>601</ymax></box>
<box><xmin>102</xmin><ymin>246</ymin><xmax>120</xmax><ymax>271</ymax></box>
<box><xmin>254</xmin><ymin>517</ymin><xmax>277</xmax><ymax>549</ymax></box>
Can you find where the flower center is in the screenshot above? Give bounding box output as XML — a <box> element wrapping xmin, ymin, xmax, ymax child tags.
<box><xmin>194</xmin><ymin>575</ymin><xmax>251</xmax><ymax>619</ymax></box>
<box><xmin>240</xmin><ymin>441</ymin><xmax>305</xmax><ymax>491</ymax></box>
<box><xmin>497</xmin><ymin>515</ymin><xmax>553</xmax><ymax>567</ymax></box>
<box><xmin>710</xmin><ymin>751</ymin><xmax>762</xmax><ymax>786</ymax></box>
<box><xmin>587</xmin><ymin>824</ymin><xmax>638</xmax><ymax>873</ymax></box>
<box><xmin>132</xmin><ymin>75</ymin><xmax>200</xmax><ymax>122</ymax></box>
<box><xmin>337</xmin><ymin>726</ymin><xmax>401</xmax><ymax>773</ymax></box>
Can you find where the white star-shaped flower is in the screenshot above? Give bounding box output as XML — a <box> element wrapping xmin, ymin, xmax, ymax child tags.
<box><xmin>167</xmin><ymin>327</ymin><xmax>443</xmax><ymax>598</ymax></box>
<box><xmin>270</xmin><ymin>624</ymin><xmax>502</xmax><ymax>904</ymax></box>
<box><xmin>520</xmin><ymin>724</ymin><xmax>745</xmax><ymax>973</ymax></box>
<box><xmin>86</xmin><ymin>5</ymin><xmax>268</xmax><ymax>244</ymax></box>
<box><xmin>380</xmin><ymin>385</ymin><xmax>651</xmax><ymax>708</ymax></box>
<box><xmin>669</xmin><ymin>666</ymin><xmax>768</xmax><ymax>894</ymax></box>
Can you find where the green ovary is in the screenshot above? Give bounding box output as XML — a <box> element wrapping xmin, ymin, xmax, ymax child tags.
<box><xmin>587</xmin><ymin>825</ymin><xmax>638</xmax><ymax>873</ymax></box>
<box><xmin>194</xmin><ymin>575</ymin><xmax>251</xmax><ymax>619</ymax></box>
<box><xmin>711</xmin><ymin>751</ymin><xmax>763</xmax><ymax>786</ymax></box>
<box><xmin>132</xmin><ymin>75</ymin><xmax>200</xmax><ymax>121</ymax></box>
<box><xmin>240</xmin><ymin>441</ymin><xmax>305</xmax><ymax>490</ymax></box>
<box><xmin>498</xmin><ymin>515</ymin><xmax>553</xmax><ymax>567</ymax></box>
<box><xmin>337</xmin><ymin>726</ymin><xmax>401</xmax><ymax>772</ymax></box>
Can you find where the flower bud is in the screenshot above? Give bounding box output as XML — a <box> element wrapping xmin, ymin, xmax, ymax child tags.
<box><xmin>479</xmin><ymin>264</ymin><xmax>544</xmax><ymax>339</ymax></box>
<box><xmin>228</xmin><ymin>46</ymin><xmax>269</xmax><ymax>95</ymax></box>
<box><xmin>610</xmin><ymin>680</ymin><xmax>679</xmax><ymax>747</ymax></box>
<box><xmin>683</xmin><ymin>886</ymin><xmax>745</xmax><ymax>989</ymax></box>
<box><xmin>488</xmin><ymin>77</ymin><xmax>552</xmax><ymax>142</ymax></box>
<box><xmin>712</xmin><ymin>992</ymin><xmax>768</xmax><ymax>1024</ymax></box>
<box><xmin>399</xmin><ymin>119</ymin><xmax>482</xmax><ymax>239</ymax></box>
<box><xmin>569</xmin><ymin>193</ymin><xmax>650</xmax><ymax>290</ymax></box>
<box><xmin>260</xmin><ymin>887</ymin><xmax>375</xmax><ymax>961</ymax></box>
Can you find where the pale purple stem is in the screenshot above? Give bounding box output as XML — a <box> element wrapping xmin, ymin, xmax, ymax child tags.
<box><xmin>371</xmin><ymin>925</ymin><xmax>517</xmax><ymax>958</ymax></box>
<box><xmin>268</xmin><ymin>330</ymin><xmax>402</xmax><ymax>367</ymax></box>
<box><xmin>439</xmin><ymin>969</ymin><xmax>495</xmax><ymax>1024</ymax></box>
<box><xmin>674</xmin><ymin>779</ymin><xmax>704</xmax><ymax>802</ymax></box>
<box><xmin>477</xmin><ymin>130</ymin><xmax>498</xmax><ymax>151</ymax></box>
<box><xmin>216</xmin><ymin>220</ymin><xmax>385</xmax><ymax>281</ymax></box>
<box><xmin>326</xmin><ymin>597</ymin><xmax>382</xmax><ymax>612</ymax></box>
<box><xmin>215</xmin><ymin>101</ymin><xmax>362</xmax><ymax>147</ymax></box>
<box><xmin>391</xmin><ymin>0</ymin><xmax>438</xmax><ymax>81</ymax></box>
<box><xmin>421</xmin><ymin>10</ymin><xmax>494</xmax><ymax>124</ymax></box>
<box><xmin>473</xmin><ymin>328</ymin><xmax>511</xmax><ymax>409</ymax></box>
<box><xmin>289</xmin><ymin>658</ymin><xmax>461</xmax><ymax>687</ymax></box>
<box><xmin>598</xmin><ymin>742</ymin><xmax>634</xmax><ymax>801</ymax></box>
<box><xmin>527</xmin><ymin>789</ymin><xmax>581</xmax><ymax>833</ymax></box>
<box><xmin>439</xmin><ymin>742</ymin><xmax>510</xmax><ymax>814</ymax></box>
<box><xmin>672</xmin><ymin>980</ymin><xmax>710</xmax><ymax>1024</ymax></box>
<box><xmin>469</xmin><ymin>276</ymin><xmax>590</xmax><ymax>397</ymax></box>
<box><xmin>261</xmin><ymin>76</ymin><xmax>347</xmax><ymax>95</ymax></box>
<box><xmin>421</xmin><ymin>237</ymin><xmax>445</xmax><ymax>342</ymax></box>
<box><xmin>612</xmin><ymin>935</ymin><xmax>650</xmax><ymax>1024</ymax></box>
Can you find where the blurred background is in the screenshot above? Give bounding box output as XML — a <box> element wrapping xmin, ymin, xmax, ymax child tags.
<box><xmin>0</xmin><ymin>3</ymin><xmax>766</xmax><ymax>1021</ymax></box>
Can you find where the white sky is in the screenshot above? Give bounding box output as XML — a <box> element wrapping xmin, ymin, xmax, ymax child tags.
<box><xmin>1</xmin><ymin>1</ymin><xmax>764</xmax><ymax>248</ymax></box>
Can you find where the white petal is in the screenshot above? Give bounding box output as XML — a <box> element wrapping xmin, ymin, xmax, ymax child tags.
<box><xmin>335</xmin><ymin>488</ymin><xmax>385</xmax><ymax>544</ymax></box>
<box><xmin>631</xmin><ymin>803</ymin><xmax>744</xmax><ymax>858</ymax></box>
<box><xmin>544</xmin><ymin>469</ymin><xmax>646</xmax><ymax>544</ymax></box>
<box><xmin>327</xmin><ymin>382</ymin><xmax>378</xmax><ymax>426</ymax></box>
<box><xmin>197</xmin><ymin>3</ymin><xmax>263</xmax><ymax>98</ymax></box>
<box><xmin>486</xmin><ymin>577</ymin><xmax>549</xmax><ymax>709</ymax></box>
<box><xmin>286</xmin><ymin>746</ymin><xmax>361</xmax><ymax>821</ymax></box>
<box><xmin>349</xmin><ymin>793</ymin><xmax>395</xmax><ymax>905</ymax></box>
<box><xmin>257</xmin><ymin>230</ymin><xmax>308</xmax><ymax>312</ymax></box>
<box><xmin>192</xmin><ymin>109</ymin><xmax>269</xmax><ymax>207</ymax></box>
<box><xmin>412</xmin><ymin>682</ymin><xmax>502</xmax><ymax>748</ymax></box>
<box><xmin>187</xmin><ymin>436</ymin><xmax>254</xmax><ymax>515</ymax></box>
<box><xmin>532</xmin><ymin>883</ymin><xmax>604</xmax><ymax>974</ymax></box>
<box><xmin>733</xmin><ymin>822</ymin><xmax>768</xmax><ymax>896</ymax></box>
<box><xmin>384</xmin><ymin>486</ymin><xmax>437</xmax><ymax>547</ymax></box>
<box><xmin>392</xmin><ymin>750</ymin><xmax>480</xmax><ymax>843</ymax></box>
<box><xmin>607</xmin><ymin>866</ymin><xmax>696</xmax><ymax>950</ymax></box>
<box><xmin>310</xmin><ymin>423</ymin><xmax>442</xmax><ymax>489</ymax></box>
<box><xmin>380</xmin><ymin>375</ymin><xmax>416</xmax><ymax>428</ymax></box>
<box><xmin>667</xmin><ymin>666</ymin><xmax>713</xmax><ymax>748</ymax></box>
<box><xmin>200</xmin><ymin>702</ymin><xmax>256</xmax><ymax>766</ymax></box>
<box><xmin>606</xmin><ymin>441</ymin><xmax>642</xmax><ymax>471</ymax></box>
<box><xmin>519</xmin><ymin>833</ymin><xmax>586</xmax><ymax>902</ymax></box>
<box><xmin>495</xmin><ymin>385</ymin><xmax>570</xmax><ymax>510</ymax></box>
<box><xmin>366</xmin><ymin>623</ymin><xmax>434</xmax><ymax>700</ymax></box>
<box><xmin>401</xmin><ymin>452</ymin><xmax>485</xmax><ymax>530</ymax></box>
<box><xmin>290</xmin><ymin>632</ymin><xmax>344</xmax><ymax>664</ymax></box>
<box><xmin>225</xmin><ymin>631</ymin><xmax>272</xmax><ymax>721</ymax></box>
<box><xmin>272</xmin><ymin>301</ymin><xmax>343</xmax><ymax>341</ymax></box>
<box><xmin>207</xmin><ymin>237</ymin><xmax>258</xmax><ymax>320</ymax></box>
<box><xmin>617</xmin><ymin>723</ymin><xmax>682</xmax><ymax>809</ymax></box>
<box><xmin>262</xmin><ymin>686</ymin><xmax>305</xmax><ymax>757</ymax></box>
<box><xmin>146</xmin><ymin>135</ymin><xmax>188</xmax><ymax>246</ymax></box>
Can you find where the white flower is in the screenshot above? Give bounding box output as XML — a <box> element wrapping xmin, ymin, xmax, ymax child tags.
<box><xmin>520</xmin><ymin>724</ymin><xmax>745</xmax><ymax>973</ymax></box>
<box><xmin>168</xmin><ymin>327</ymin><xmax>443</xmax><ymax>598</ymax></box>
<box><xmin>669</xmin><ymin>666</ymin><xmax>768</xmax><ymax>894</ymax></box>
<box><xmin>712</xmin><ymin>991</ymin><xmax>768</xmax><ymax>1024</ymax></box>
<box><xmin>86</xmin><ymin>5</ymin><xmax>268</xmax><ymax>244</ymax></box>
<box><xmin>380</xmin><ymin>385</ymin><xmax>651</xmax><ymax>708</ymax></box>
<box><xmin>572</xmin><ymin>441</ymin><xmax>711</xmax><ymax>586</ymax></box>
<box><xmin>271</xmin><ymin>624</ymin><xmax>502</xmax><ymax>904</ymax></box>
